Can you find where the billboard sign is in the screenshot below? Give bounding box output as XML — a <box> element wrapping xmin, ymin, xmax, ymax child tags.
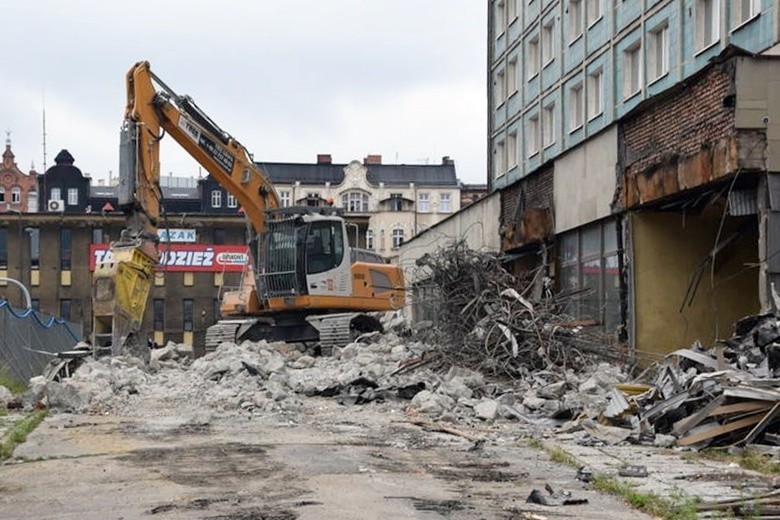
<box><xmin>90</xmin><ymin>244</ymin><xmax>249</xmax><ymax>272</ymax></box>
<box><xmin>158</xmin><ymin>228</ymin><xmax>197</xmax><ymax>243</ymax></box>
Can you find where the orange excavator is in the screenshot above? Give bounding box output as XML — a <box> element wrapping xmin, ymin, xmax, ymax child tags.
<box><xmin>92</xmin><ymin>61</ymin><xmax>404</xmax><ymax>356</ymax></box>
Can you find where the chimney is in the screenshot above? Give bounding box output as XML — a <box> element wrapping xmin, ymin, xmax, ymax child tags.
<box><xmin>442</xmin><ymin>156</ymin><xmax>454</xmax><ymax>165</ymax></box>
<box><xmin>317</xmin><ymin>154</ymin><xmax>332</xmax><ymax>164</ymax></box>
<box><xmin>363</xmin><ymin>154</ymin><xmax>382</xmax><ymax>165</ymax></box>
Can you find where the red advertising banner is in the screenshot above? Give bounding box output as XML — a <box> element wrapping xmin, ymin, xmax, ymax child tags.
<box><xmin>89</xmin><ymin>244</ymin><xmax>249</xmax><ymax>272</ymax></box>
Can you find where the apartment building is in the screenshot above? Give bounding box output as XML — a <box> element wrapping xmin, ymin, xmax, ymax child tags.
<box><xmin>201</xmin><ymin>154</ymin><xmax>462</xmax><ymax>261</ymax></box>
<box><xmin>489</xmin><ymin>0</ymin><xmax>780</xmax><ymax>361</ymax></box>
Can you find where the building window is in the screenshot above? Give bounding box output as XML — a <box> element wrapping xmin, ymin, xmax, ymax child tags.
<box><xmin>227</xmin><ymin>193</ymin><xmax>237</xmax><ymax>208</ymax></box>
<box><xmin>184</xmin><ymin>272</ymin><xmax>194</xmax><ymax>287</ymax></box>
<box><xmin>648</xmin><ymin>22</ymin><xmax>669</xmax><ymax>82</ymax></box>
<box><xmin>50</xmin><ymin>187</ymin><xmax>61</xmax><ymax>202</ymax></box>
<box><xmin>60</xmin><ymin>299</ymin><xmax>71</xmax><ymax>322</ymax></box>
<box><xmin>28</xmin><ymin>228</ymin><xmax>39</xmax><ymax>269</ymax></box>
<box><xmin>210</xmin><ymin>190</ymin><xmax>222</xmax><ymax>208</ymax></box>
<box><xmin>391</xmin><ymin>228</ymin><xmax>404</xmax><ymax>249</ymax></box>
<box><xmin>542</xmin><ymin>21</ymin><xmax>555</xmax><ymax>65</ymax></box>
<box><xmin>559</xmin><ymin>220</ymin><xmax>621</xmax><ymax>331</ymax></box>
<box><xmin>494</xmin><ymin>0</ymin><xmax>506</xmax><ymax>36</ymax></box>
<box><xmin>569</xmin><ymin>82</ymin><xmax>584</xmax><ymax>131</ymax></box>
<box><xmin>183</xmin><ymin>299</ymin><xmax>194</xmax><ymax>332</ymax></box>
<box><xmin>306</xmin><ymin>192</ymin><xmax>320</xmax><ymax>207</ymax></box>
<box><xmin>527</xmin><ymin>36</ymin><xmax>540</xmax><ymax>78</ymax></box>
<box><xmin>440</xmin><ymin>193</ymin><xmax>452</xmax><ymax>213</ymax></box>
<box><xmin>495</xmin><ymin>67</ymin><xmax>506</xmax><ymax>104</ymax></box>
<box><xmin>418</xmin><ymin>193</ymin><xmax>430</xmax><ymax>213</ymax></box>
<box><xmin>92</xmin><ymin>228</ymin><xmax>104</xmax><ymax>244</ymax></box>
<box><xmin>623</xmin><ymin>43</ymin><xmax>642</xmax><ymax>99</ymax></box>
<box><xmin>507</xmin><ymin>0</ymin><xmax>517</xmax><ymax>21</ymax></box>
<box><xmin>587</xmin><ymin>68</ymin><xmax>603</xmax><ymax>120</ymax></box>
<box><xmin>342</xmin><ymin>191</ymin><xmax>369</xmax><ymax>212</ymax></box>
<box><xmin>67</xmin><ymin>188</ymin><xmax>77</xmax><ymax>205</ymax></box>
<box><xmin>507</xmin><ymin>58</ymin><xmax>517</xmax><ymax>96</ymax></box>
<box><xmin>11</xmin><ymin>187</ymin><xmax>21</xmax><ymax>204</ymax></box>
<box><xmin>0</xmin><ymin>188</ymin><xmax>4</xmax><ymax>202</ymax></box>
<box><xmin>543</xmin><ymin>103</ymin><xmax>555</xmax><ymax>148</ymax></box>
<box><xmin>153</xmin><ymin>299</ymin><xmax>164</xmax><ymax>331</ymax></box>
<box><xmin>507</xmin><ymin>131</ymin><xmax>518</xmax><ymax>169</ymax></box>
<box><xmin>60</xmin><ymin>228</ymin><xmax>72</xmax><ymax>270</ymax></box>
<box><xmin>0</xmin><ymin>229</ymin><xmax>6</xmax><ymax>269</ymax></box>
<box><xmin>27</xmin><ymin>191</ymin><xmax>37</xmax><ymax>213</ymax></box>
<box><xmin>213</xmin><ymin>228</ymin><xmax>226</xmax><ymax>245</ymax></box>
<box><xmin>586</xmin><ymin>0</ymin><xmax>601</xmax><ymax>26</ymax></box>
<box><xmin>527</xmin><ymin>115</ymin><xmax>540</xmax><ymax>156</ymax></box>
<box><xmin>732</xmin><ymin>0</ymin><xmax>759</xmax><ymax>29</ymax></box>
<box><xmin>696</xmin><ymin>0</ymin><xmax>720</xmax><ymax>50</ymax></box>
<box><xmin>494</xmin><ymin>139</ymin><xmax>506</xmax><ymax>177</ymax></box>
<box><xmin>390</xmin><ymin>193</ymin><xmax>403</xmax><ymax>212</ymax></box>
<box><xmin>569</xmin><ymin>0</ymin><xmax>583</xmax><ymax>42</ymax></box>
<box><xmin>280</xmin><ymin>190</ymin><xmax>291</xmax><ymax>207</ymax></box>
<box><xmin>366</xmin><ymin>229</ymin><xmax>374</xmax><ymax>250</ymax></box>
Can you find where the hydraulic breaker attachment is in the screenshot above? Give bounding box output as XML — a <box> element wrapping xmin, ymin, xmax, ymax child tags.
<box><xmin>92</xmin><ymin>241</ymin><xmax>156</xmax><ymax>361</ymax></box>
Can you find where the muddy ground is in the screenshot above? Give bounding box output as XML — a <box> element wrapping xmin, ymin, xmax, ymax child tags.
<box><xmin>0</xmin><ymin>393</ymin><xmax>650</xmax><ymax>519</ymax></box>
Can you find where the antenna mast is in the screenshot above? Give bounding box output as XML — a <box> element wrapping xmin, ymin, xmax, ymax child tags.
<box><xmin>42</xmin><ymin>90</ymin><xmax>48</xmax><ymax>172</ymax></box>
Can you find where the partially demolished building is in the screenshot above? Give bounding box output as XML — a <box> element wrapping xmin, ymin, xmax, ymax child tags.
<box><xmin>488</xmin><ymin>1</ymin><xmax>780</xmax><ymax>362</ymax></box>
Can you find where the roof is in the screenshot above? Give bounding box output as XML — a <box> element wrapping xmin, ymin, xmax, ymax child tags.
<box><xmin>256</xmin><ymin>161</ymin><xmax>459</xmax><ymax>187</ymax></box>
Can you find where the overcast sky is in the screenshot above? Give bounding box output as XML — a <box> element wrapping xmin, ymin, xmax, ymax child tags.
<box><xmin>1</xmin><ymin>1</ymin><xmax>487</xmax><ymax>186</ymax></box>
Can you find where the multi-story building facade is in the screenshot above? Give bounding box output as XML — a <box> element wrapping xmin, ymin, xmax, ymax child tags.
<box><xmin>0</xmin><ymin>149</ymin><xmax>461</xmax><ymax>350</ymax></box>
<box><xmin>489</xmin><ymin>0</ymin><xmax>780</xmax><ymax>361</ymax></box>
<box><xmin>202</xmin><ymin>154</ymin><xmax>462</xmax><ymax>261</ymax></box>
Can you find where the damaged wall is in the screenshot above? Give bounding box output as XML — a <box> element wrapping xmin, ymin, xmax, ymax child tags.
<box><xmin>554</xmin><ymin>127</ymin><xmax>618</xmax><ymax>233</ymax></box>
<box><xmin>619</xmin><ymin>59</ymin><xmax>739</xmax><ymax>209</ymax></box>
<box><xmin>631</xmin><ymin>204</ymin><xmax>759</xmax><ymax>362</ymax></box>
<box><xmin>398</xmin><ymin>192</ymin><xmax>501</xmax><ymax>321</ymax></box>
<box><xmin>499</xmin><ymin>166</ymin><xmax>554</xmax><ymax>252</ymax></box>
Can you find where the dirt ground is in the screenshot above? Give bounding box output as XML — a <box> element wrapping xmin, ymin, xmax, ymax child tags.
<box><xmin>0</xmin><ymin>394</ymin><xmax>651</xmax><ymax>520</ymax></box>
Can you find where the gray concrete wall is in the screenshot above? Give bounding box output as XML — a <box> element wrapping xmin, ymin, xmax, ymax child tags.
<box><xmin>397</xmin><ymin>192</ymin><xmax>501</xmax><ymax>287</ymax></box>
<box><xmin>553</xmin><ymin>126</ymin><xmax>617</xmax><ymax>233</ymax></box>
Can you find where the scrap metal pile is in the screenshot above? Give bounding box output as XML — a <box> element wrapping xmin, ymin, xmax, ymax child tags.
<box><xmin>602</xmin><ymin>312</ymin><xmax>780</xmax><ymax>448</ymax></box>
<box><xmin>412</xmin><ymin>241</ymin><xmax>624</xmax><ymax>379</ymax></box>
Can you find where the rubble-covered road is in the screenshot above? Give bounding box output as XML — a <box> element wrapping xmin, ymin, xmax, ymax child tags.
<box><xmin>0</xmin><ymin>333</ymin><xmax>654</xmax><ymax>520</ymax></box>
<box><xmin>2</xmin><ymin>395</ymin><xmax>649</xmax><ymax>519</ymax></box>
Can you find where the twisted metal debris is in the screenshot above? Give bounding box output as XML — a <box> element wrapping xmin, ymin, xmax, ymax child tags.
<box><xmin>412</xmin><ymin>241</ymin><xmax>624</xmax><ymax>378</ymax></box>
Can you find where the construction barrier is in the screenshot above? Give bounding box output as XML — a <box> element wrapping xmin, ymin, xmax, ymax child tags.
<box><xmin>0</xmin><ymin>300</ymin><xmax>83</xmax><ymax>383</ymax></box>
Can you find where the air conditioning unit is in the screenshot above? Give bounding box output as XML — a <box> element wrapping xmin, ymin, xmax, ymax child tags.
<box><xmin>47</xmin><ymin>199</ymin><xmax>64</xmax><ymax>212</ymax></box>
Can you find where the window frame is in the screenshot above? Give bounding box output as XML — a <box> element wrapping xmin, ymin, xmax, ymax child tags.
<box><xmin>542</xmin><ymin>20</ymin><xmax>555</xmax><ymax>66</ymax></box>
<box><xmin>623</xmin><ymin>42</ymin><xmax>642</xmax><ymax>100</ymax></box>
<box><xmin>527</xmin><ymin>36</ymin><xmax>540</xmax><ymax>79</ymax></box>
<box><xmin>66</xmin><ymin>188</ymin><xmax>77</xmax><ymax>206</ymax></box>
<box><xmin>569</xmin><ymin>82</ymin><xmax>584</xmax><ymax>132</ymax></box>
<box><xmin>391</xmin><ymin>228</ymin><xmax>404</xmax><ymax>250</ymax></box>
<box><xmin>696</xmin><ymin>0</ymin><xmax>720</xmax><ymax>52</ymax></box>
<box><xmin>568</xmin><ymin>0</ymin><xmax>583</xmax><ymax>43</ymax></box>
<box><xmin>439</xmin><ymin>193</ymin><xmax>452</xmax><ymax>213</ymax></box>
<box><xmin>11</xmin><ymin>187</ymin><xmax>21</xmax><ymax>204</ymax></box>
<box><xmin>586</xmin><ymin>0</ymin><xmax>602</xmax><ymax>27</ymax></box>
<box><xmin>527</xmin><ymin>115</ymin><xmax>540</xmax><ymax>157</ymax></box>
<box><xmin>648</xmin><ymin>21</ymin><xmax>669</xmax><ymax>83</ymax></box>
<box><xmin>210</xmin><ymin>189</ymin><xmax>222</xmax><ymax>208</ymax></box>
<box><xmin>542</xmin><ymin>103</ymin><xmax>556</xmax><ymax>148</ymax></box>
<box><xmin>731</xmin><ymin>0</ymin><xmax>760</xmax><ymax>31</ymax></box>
<box><xmin>418</xmin><ymin>193</ymin><xmax>430</xmax><ymax>213</ymax></box>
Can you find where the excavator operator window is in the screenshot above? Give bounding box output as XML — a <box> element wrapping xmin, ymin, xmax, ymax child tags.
<box><xmin>306</xmin><ymin>221</ymin><xmax>344</xmax><ymax>275</ymax></box>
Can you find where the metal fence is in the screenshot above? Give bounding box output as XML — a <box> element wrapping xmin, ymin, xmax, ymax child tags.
<box><xmin>0</xmin><ymin>300</ymin><xmax>83</xmax><ymax>383</ymax></box>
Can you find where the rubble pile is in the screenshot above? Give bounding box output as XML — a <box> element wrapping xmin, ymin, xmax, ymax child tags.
<box><xmin>593</xmin><ymin>313</ymin><xmax>780</xmax><ymax>448</ymax></box>
<box><xmin>413</xmin><ymin>241</ymin><xmax>624</xmax><ymax>378</ymax></box>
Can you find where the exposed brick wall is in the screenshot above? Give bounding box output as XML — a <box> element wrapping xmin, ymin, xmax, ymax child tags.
<box><xmin>500</xmin><ymin>166</ymin><xmax>554</xmax><ymax>250</ymax></box>
<box><xmin>619</xmin><ymin>59</ymin><xmax>737</xmax><ymax>207</ymax></box>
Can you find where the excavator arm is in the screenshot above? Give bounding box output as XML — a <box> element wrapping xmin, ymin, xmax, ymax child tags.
<box><xmin>92</xmin><ymin>60</ymin><xmax>279</xmax><ymax>355</ymax></box>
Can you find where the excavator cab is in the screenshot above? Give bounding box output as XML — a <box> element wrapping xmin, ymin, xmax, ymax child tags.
<box><xmin>253</xmin><ymin>207</ymin><xmax>350</xmax><ymax>302</ymax></box>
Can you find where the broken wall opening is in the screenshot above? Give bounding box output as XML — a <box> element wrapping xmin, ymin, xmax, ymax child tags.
<box><xmin>631</xmin><ymin>201</ymin><xmax>759</xmax><ymax>364</ymax></box>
